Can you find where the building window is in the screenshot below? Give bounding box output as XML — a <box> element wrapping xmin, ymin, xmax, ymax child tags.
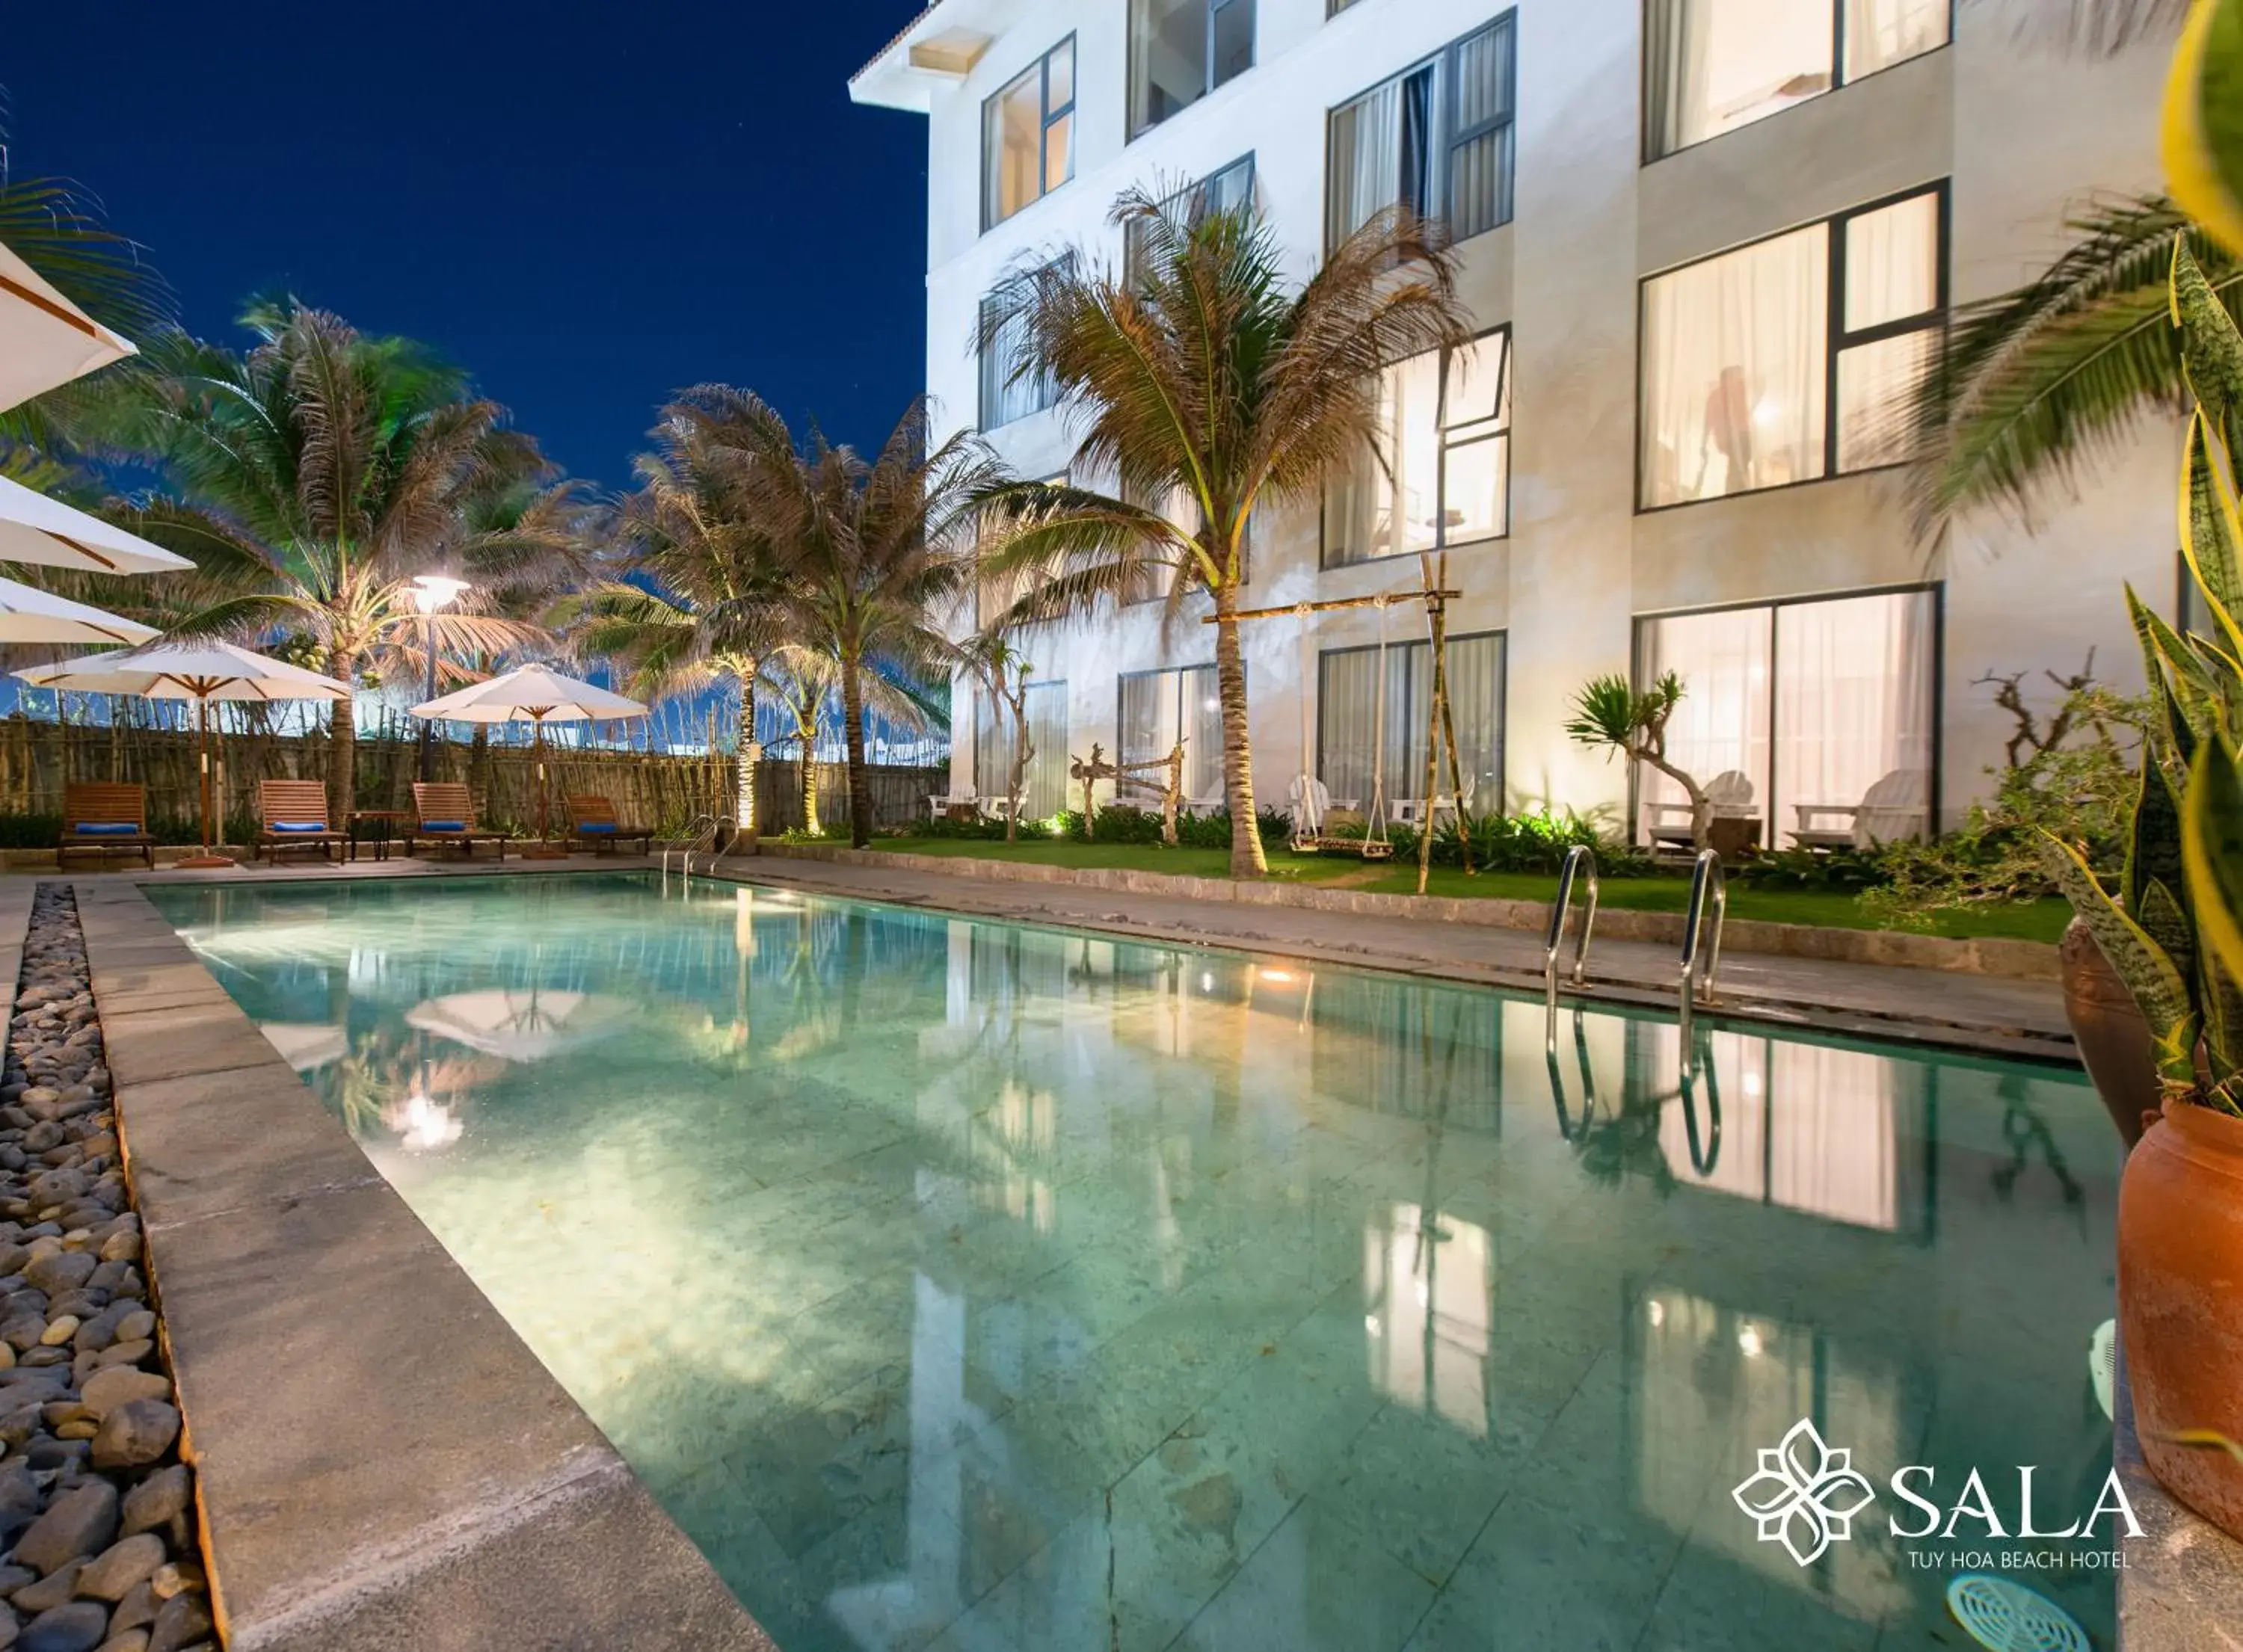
<box><xmin>1317</xmin><ymin>632</ymin><xmax>1506</xmax><ymax>814</ymax></box>
<box><xmin>979</xmin><ymin>259</ymin><xmax>1072</xmax><ymax>431</ymax></box>
<box><xmin>1631</xmin><ymin>588</ymin><xmax>1937</xmax><ymax>850</ymax></box>
<box><xmin>1645</xmin><ymin>0</ymin><xmax>1950</xmax><ymax>161</ymax></box>
<box><xmin>984</xmin><ymin>38</ymin><xmax>1075</xmax><ymax>230</ymax></box>
<box><xmin>1125</xmin><ymin>155</ymin><xmax>1257</xmax><ymax>286</ymax></box>
<box><xmin>1326</xmin><ymin>328</ymin><xmax>1511</xmax><ymax>566</ymax></box>
<box><xmin>1130</xmin><ymin>0</ymin><xmax>1256</xmax><ymax>138</ymax></box>
<box><xmin>1327</xmin><ymin>14</ymin><xmax>1515</xmax><ymax>251</ymax></box>
<box><xmin>1119</xmin><ymin>666</ymin><xmax>1225</xmax><ymax>804</ymax></box>
<box><xmin>1639</xmin><ymin>184</ymin><xmax>1944</xmax><ymax>509</ymax></box>
<box><xmin>974</xmin><ymin>678</ymin><xmax>1069</xmax><ymax>819</ymax></box>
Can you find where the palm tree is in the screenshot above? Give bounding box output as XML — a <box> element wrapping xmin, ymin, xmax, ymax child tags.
<box><xmin>733</xmin><ymin>399</ymin><xmax>991</xmax><ymax>848</ymax></box>
<box><xmin>973</xmin><ymin>193</ymin><xmax>1471</xmax><ymax>877</ymax></box>
<box><xmin>96</xmin><ymin>299</ymin><xmax>570</xmax><ymax>817</ymax></box>
<box><xmin>1907</xmin><ymin>194</ymin><xmax>2242</xmax><ymax>531</ymax></box>
<box><xmin>561</xmin><ymin>387</ymin><xmax>797</xmax><ymax>844</ymax></box>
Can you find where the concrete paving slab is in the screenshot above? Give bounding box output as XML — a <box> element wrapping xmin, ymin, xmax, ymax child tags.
<box><xmin>103</xmin><ymin>996</ymin><xmax>296</xmax><ymax>1087</ymax></box>
<box><xmin>112</xmin><ymin>1059</ymin><xmax>380</xmax><ymax>1229</ymax></box>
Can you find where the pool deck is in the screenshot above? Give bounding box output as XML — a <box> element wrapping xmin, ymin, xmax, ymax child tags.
<box><xmin>708</xmin><ymin>851</ymin><xmax>2077</xmax><ymax>1065</ymax></box>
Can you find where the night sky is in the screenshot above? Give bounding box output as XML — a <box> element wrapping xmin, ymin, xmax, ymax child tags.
<box><xmin>1</xmin><ymin>1</ymin><xmax>932</xmax><ymax>490</ymax></box>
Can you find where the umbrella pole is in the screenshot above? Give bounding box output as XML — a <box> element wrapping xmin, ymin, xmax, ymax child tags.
<box><xmin>521</xmin><ymin>713</ymin><xmax>566</xmax><ymax>860</ymax></box>
<box><xmin>177</xmin><ymin>694</ymin><xmax>233</xmax><ymax>870</ymax></box>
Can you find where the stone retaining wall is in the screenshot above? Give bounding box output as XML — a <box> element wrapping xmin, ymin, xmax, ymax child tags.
<box><xmin>757</xmin><ymin>844</ymin><xmax>2062</xmax><ymax>982</ymax></box>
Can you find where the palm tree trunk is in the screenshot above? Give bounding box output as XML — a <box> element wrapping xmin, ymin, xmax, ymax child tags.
<box><xmin>327</xmin><ymin>650</ymin><xmax>359</xmax><ymax>823</ymax></box>
<box><xmin>1213</xmin><ymin>581</ymin><xmax>1266</xmax><ymax>878</ymax></box>
<box><xmin>736</xmin><ymin>665</ymin><xmax>760</xmax><ymax>851</ymax></box>
<box><xmin>840</xmin><ymin>656</ymin><xmax>873</xmax><ymax>848</ymax></box>
<box><xmin>801</xmin><ymin>726</ymin><xmax>821</xmax><ymax>836</ymax></box>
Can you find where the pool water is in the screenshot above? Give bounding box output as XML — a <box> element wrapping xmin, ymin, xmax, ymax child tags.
<box><xmin>149</xmin><ymin>873</ymin><xmax>2120</xmax><ymax>1652</ymax></box>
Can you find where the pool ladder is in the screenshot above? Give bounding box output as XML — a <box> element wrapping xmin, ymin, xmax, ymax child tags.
<box><xmin>1677</xmin><ymin>848</ymin><xmax>1728</xmax><ymax>1066</ymax></box>
<box><xmin>1542</xmin><ymin>845</ymin><xmax>1600</xmax><ymax>1014</ymax></box>
<box><xmin>661</xmin><ymin>813</ymin><xmax>727</xmax><ymax>893</ymax></box>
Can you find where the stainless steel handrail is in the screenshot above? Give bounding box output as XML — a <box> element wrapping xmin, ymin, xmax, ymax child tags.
<box><xmin>662</xmin><ymin>813</ymin><xmax>724</xmax><ymax>892</ymax></box>
<box><xmin>1677</xmin><ymin>848</ymin><xmax>1727</xmax><ymax>1061</ymax></box>
<box><xmin>1542</xmin><ymin>845</ymin><xmax>1600</xmax><ymax>1012</ymax></box>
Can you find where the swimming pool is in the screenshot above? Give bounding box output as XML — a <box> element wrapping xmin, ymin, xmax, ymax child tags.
<box><xmin>147</xmin><ymin>872</ymin><xmax>2118</xmax><ymax>1651</ymax></box>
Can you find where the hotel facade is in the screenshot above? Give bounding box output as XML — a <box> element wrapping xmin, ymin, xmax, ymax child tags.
<box><xmin>852</xmin><ymin>0</ymin><xmax>2176</xmax><ymax>844</ymax></box>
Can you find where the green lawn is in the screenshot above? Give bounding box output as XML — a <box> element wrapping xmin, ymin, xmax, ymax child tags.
<box><xmin>863</xmin><ymin>836</ymin><xmax>2070</xmax><ymax>944</ymax></box>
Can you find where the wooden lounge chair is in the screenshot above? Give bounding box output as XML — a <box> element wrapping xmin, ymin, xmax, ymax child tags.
<box><xmin>58</xmin><ymin>783</ymin><xmax>155</xmax><ymax>870</ymax></box>
<box><xmin>564</xmin><ymin>795</ymin><xmax>653</xmax><ymax>856</ymax></box>
<box><xmin>255</xmin><ymin>779</ymin><xmax>344</xmax><ymax>865</ymax></box>
<box><xmin>406</xmin><ymin>783</ymin><xmax>508</xmax><ymax>860</ymax></box>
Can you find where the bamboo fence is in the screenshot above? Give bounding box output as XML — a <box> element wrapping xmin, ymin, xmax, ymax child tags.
<box><xmin>0</xmin><ymin>709</ymin><xmax>941</xmax><ymax>842</ymax></box>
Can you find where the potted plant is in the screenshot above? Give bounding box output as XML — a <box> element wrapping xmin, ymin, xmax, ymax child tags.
<box><xmin>2049</xmin><ymin>242</ymin><xmax>2243</xmax><ymax>1541</ymax></box>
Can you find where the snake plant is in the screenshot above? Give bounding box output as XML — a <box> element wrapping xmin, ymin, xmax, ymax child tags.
<box><xmin>2044</xmin><ymin>241</ymin><xmax>2243</xmax><ymax>1116</ymax></box>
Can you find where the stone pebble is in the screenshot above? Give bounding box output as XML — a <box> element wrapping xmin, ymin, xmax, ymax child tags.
<box><xmin>0</xmin><ymin>892</ymin><xmax>211</xmax><ymax>1652</ymax></box>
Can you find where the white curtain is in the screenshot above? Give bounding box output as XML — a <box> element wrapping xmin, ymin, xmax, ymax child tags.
<box><xmin>1844</xmin><ymin>0</ymin><xmax>1948</xmax><ymax>78</ymax></box>
<box><xmin>1837</xmin><ymin>193</ymin><xmax>1939</xmax><ymax>469</ymax></box>
<box><xmin>1646</xmin><ymin>0</ymin><xmax>1833</xmax><ymax>156</ymax></box>
<box><xmin>1773</xmin><ymin>590</ymin><xmax>1934</xmax><ymax>845</ymax></box>
<box><xmin>1120</xmin><ymin>667</ymin><xmax>1222</xmax><ymax>801</ymax></box>
<box><xmin>975</xmin><ymin>680</ymin><xmax>1068</xmax><ymax>819</ymax></box>
<box><xmin>1319</xmin><ymin>635</ymin><xmax>1502</xmax><ymax>810</ymax></box>
<box><xmin>1641</xmin><ymin>224</ymin><xmax>1828</xmax><ymax>506</ymax></box>
<box><xmin>1635</xmin><ymin>606</ymin><xmax>1772</xmax><ymax>839</ymax></box>
<box><xmin>1329</xmin><ymin>78</ymin><xmax>1402</xmax><ymax>244</ymax></box>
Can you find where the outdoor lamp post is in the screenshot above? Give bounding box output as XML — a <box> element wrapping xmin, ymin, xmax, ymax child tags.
<box><xmin>407</xmin><ymin>575</ymin><xmax>469</xmax><ymax>782</ymax></box>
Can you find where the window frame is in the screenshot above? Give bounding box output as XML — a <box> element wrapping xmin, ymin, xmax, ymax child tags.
<box><xmin>1125</xmin><ymin>153</ymin><xmax>1258</xmax><ymax>288</ymax></box>
<box><xmin>1640</xmin><ymin>0</ymin><xmax>1957</xmax><ymax>164</ymax></box>
<box><xmin>1624</xmin><ymin>582</ymin><xmax>1945</xmax><ymax>846</ymax></box>
<box><xmin>1321</xmin><ymin>324</ymin><xmax>1515</xmax><ymax>570</ymax></box>
<box><xmin>1115</xmin><ymin>662</ymin><xmax>1221</xmax><ymax>770</ymax></box>
<box><xmin>982</xmin><ymin>36</ymin><xmax>1077</xmax><ymax>233</ymax></box>
<box><xmin>1127</xmin><ymin>0</ymin><xmax>1258</xmax><ymax>142</ymax></box>
<box><xmin>1323</xmin><ymin>12</ymin><xmax>1517</xmax><ymax>253</ymax></box>
<box><xmin>978</xmin><ymin>262</ymin><xmax>1074</xmax><ymax>433</ymax></box>
<box><xmin>1314</xmin><ymin>628</ymin><xmax>1509</xmax><ymax>812</ymax></box>
<box><xmin>1633</xmin><ymin>179</ymin><xmax>1950</xmax><ymax>514</ymax></box>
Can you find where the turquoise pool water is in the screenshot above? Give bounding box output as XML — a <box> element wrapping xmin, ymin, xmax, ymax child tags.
<box><xmin>150</xmin><ymin>873</ymin><xmax>2119</xmax><ymax>1651</ymax></box>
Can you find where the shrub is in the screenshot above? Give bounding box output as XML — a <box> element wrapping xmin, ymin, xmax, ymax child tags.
<box><xmin>1738</xmin><ymin>846</ymin><xmax>1892</xmax><ymax>894</ymax></box>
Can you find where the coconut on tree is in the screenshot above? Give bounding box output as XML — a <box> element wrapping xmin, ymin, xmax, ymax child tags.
<box><xmin>973</xmin><ymin>191</ymin><xmax>1471</xmax><ymax>877</ymax></box>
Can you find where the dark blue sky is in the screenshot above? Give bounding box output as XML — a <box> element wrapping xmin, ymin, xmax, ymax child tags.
<box><xmin>3</xmin><ymin>1</ymin><xmax>931</xmax><ymax>490</ymax></box>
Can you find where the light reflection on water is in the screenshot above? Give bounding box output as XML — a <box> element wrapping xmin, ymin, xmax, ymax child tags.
<box><xmin>150</xmin><ymin>873</ymin><xmax>2117</xmax><ymax>1652</ymax></box>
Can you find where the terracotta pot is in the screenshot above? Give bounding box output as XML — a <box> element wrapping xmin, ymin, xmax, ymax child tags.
<box><xmin>2121</xmin><ymin>1099</ymin><xmax>2243</xmax><ymax>1542</ymax></box>
<box><xmin>2061</xmin><ymin>916</ymin><xmax>2161</xmax><ymax>1147</ymax></box>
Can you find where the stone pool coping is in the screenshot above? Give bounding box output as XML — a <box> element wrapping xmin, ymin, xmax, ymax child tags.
<box><xmin>68</xmin><ymin>878</ymin><xmax>776</xmax><ymax>1651</ymax></box>
<box><xmin>758</xmin><ymin>842</ymin><xmax>2063</xmax><ymax>981</ymax></box>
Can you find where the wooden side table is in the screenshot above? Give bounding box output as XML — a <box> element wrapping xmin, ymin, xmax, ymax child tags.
<box><xmin>347</xmin><ymin>810</ymin><xmax>409</xmax><ymax>862</ymax></box>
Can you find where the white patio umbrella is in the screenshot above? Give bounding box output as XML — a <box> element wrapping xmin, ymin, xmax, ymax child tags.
<box><xmin>0</xmin><ymin>477</ymin><xmax>193</xmax><ymax>576</ymax></box>
<box><xmin>0</xmin><ymin>238</ymin><xmax>136</xmax><ymax>413</ymax></box>
<box><xmin>411</xmin><ymin>665</ymin><xmax>647</xmax><ymax>848</ymax></box>
<box><xmin>18</xmin><ymin>641</ymin><xmax>354</xmax><ymax>868</ymax></box>
<box><xmin>0</xmin><ymin>579</ymin><xmax>159</xmax><ymax>646</ymax></box>
<box><xmin>405</xmin><ymin>989</ymin><xmax>637</xmax><ymax>1064</ymax></box>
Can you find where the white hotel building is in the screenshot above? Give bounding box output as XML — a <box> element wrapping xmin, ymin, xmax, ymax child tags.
<box><xmin>852</xmin><ymin>0</ymin><xmax>2176</xmax><ymax>843</ymax></box>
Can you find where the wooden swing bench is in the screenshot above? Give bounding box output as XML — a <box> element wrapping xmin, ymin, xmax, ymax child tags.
<box><xmin>1291</xmin><ymin>816</ymin><xmax>1395</xmax><ymax>859</ymax></box>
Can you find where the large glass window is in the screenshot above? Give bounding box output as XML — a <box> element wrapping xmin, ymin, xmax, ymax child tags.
<box><xmin>983</xmin><ymin>39</ymin><xmax>1075</xmax><ymax>230</ymax></box>
<box><xmin>974</xmin><ymin>678</ymin><xmax>1069</xmax><ymax>819</ymax></box>
<box><xmin>1130</xmin><ymin>0</ymin><xmax>1255</xmax><ymax>138</ymax></box>
<box><xmin>979</xmin><ymin>259</ymin><xmax>1072</xmax><ymax>431</ymax></box>
<box><xmin>1317</xmin><ymin>631</ymin><xmax>1506</xmax><ymax>814</ymax></box>
<box><xmin>1640</xmin><ymin>185</ymin><xmax>1943</xmax><ymax>508</ymax></box>
<box><xmin>1124</xmin><ymin>155</ymin><xmax>1257</xmax><ymax>286</ymax></box>
<box><xmin>1327</xmin><ymin>329</ymin><xmax>1511</xmax><ymax>566</ymax></box>
<box><xmin>1327</xmin><ymin>15</ymin><xmax>1515</xmax><ymax>250</ymax></box>
<box><xmin>1645</xmin><ymin>0</ymin><xmax>1949</xmax><ymax>160</ymax></box>
<box><xmin>1119</xmin><ymin>666</ymin><xmax>1225</xmax><ymax>804</ymax></box>
<box><xmin>1632</xmin><ymin>588</ymin><xmax>1936</xmax><ymax>849</ymax></box>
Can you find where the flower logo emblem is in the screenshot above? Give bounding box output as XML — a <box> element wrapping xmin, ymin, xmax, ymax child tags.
<box><xmin>1730</xmin><ymin>1417</ymin><xmax>1877</xmax><ymax>1566</ymax></box>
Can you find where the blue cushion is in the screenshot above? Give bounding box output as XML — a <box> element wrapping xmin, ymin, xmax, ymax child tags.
<box><xmin>71</xmin><ymin>823</ymin><xmax>138</xmax><ymax>836</ymax></box>
<box><xmin>271</xmin><ymin>822</ymin><xmax>328</xmax><ymax>833</ymax></box>
<box><xmin>577</xmin><ymin>822</ymin><xmax>618</xmax><ymax>834</ymax></box>
<box><xmin>420</xmin><ymin>821</ymin><xmax>465</xmax><ymax>832</ymax></box>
